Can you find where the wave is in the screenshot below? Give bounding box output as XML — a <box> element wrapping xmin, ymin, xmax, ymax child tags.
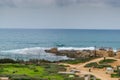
<box><xmin>1</xmin><ymin>47</ymin><xmax>71</xmax><ymax>61</ymax></box>
<box><xmin>1</xmin><ymin>47</ymin><xmax>47</xmax><ymax>54</ymax></box>
<box><xmin>1</xmin><ymin>47</ymin><xmax>117</xmax><ymax>61</ymax></box>
<box><xmin>1</xmin><ymin>47</ymin><xmax>96</xmax><ymax>54</ymax></box>
<box><xmin>57</xmin><ymin>47</ymin><xmax>117</xmax><ymax>52</ymax></box>
<box><xmin>1</xmin><ymin>47</ymin><xmax>117</xmax><ymax>54</ymax></box>
<box><xmin>58</xmin><ymin>47</ymin><xmax>95</xmax><ymax>50</ymax></box>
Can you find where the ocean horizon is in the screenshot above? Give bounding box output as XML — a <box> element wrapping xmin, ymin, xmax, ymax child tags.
<box><xmin>0</xmin><ymin>28</ymin><xmax>120</xmax><ymax>61</ymax></box>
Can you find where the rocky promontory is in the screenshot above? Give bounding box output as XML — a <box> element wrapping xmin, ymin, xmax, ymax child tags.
<box><xmin>45</xmin><ymin>48</ymin><xmax>115</xmax><ymax>58</ymax></box>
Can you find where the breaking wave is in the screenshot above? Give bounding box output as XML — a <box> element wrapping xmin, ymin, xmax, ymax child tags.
<box><xmin>1</xmin><ymin>46</ymin><xmax>116</xmax><ymax>61</ymax></box>
<box><xmin>1</xmin><ymin>47</ymin><xmax>96</xmax><ymax>54</ymax></box>
<box><xmin>58</xmin><ymin>47</ymin><xmax>95</xmax><ymax>50</ymax></box>
<box><xmin>1</xmin><ymin>47</ymin><xmax>70</xmax><ymax>61</ymax></box>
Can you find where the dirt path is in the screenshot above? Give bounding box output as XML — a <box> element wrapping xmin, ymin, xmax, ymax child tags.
<box><xmin>63</xmin><ymin>57</ymin><xmax>120</xmax><ymax>80</ymax></box>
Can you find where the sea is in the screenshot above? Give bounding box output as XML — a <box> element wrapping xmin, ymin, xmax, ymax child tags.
<box><xmin>0</xmin><ymin>29</ymin><xmax>120</xmax><ymax>61</ymax></box>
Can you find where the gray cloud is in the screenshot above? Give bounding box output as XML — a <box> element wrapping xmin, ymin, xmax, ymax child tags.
<box><xmin>55</xmin><ymin>0</ymin><xmax>120</xmax><ymax>7</ymax></box>
<box><xmin>106</xmin><ymin>0</ymin><xmax>120</xmax><ymax>7</ymax></box>
<box><xmin>0</xmin><ymin>0</ymin><xmax>16</xmax><ymax>7</ymax></box>
<box><xmin>0</xmin><ymin>0</ymin><xmax>120</xmax><ymax>8</ymax></box>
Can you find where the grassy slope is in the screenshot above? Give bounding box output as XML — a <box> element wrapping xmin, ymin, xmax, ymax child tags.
<box><xmin>0</xmin><ymin>64</ymin><xmax>64</xmax><ymax>80</ymax></box>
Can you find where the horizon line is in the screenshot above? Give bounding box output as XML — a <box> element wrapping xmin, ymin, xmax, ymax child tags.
<box><xmin>0</xmin><ymin>28</ymin><xmax>120</xmax><ymax>30</ymax></box>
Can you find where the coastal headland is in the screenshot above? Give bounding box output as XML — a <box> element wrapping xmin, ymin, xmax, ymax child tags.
<box><xmin>45</xmin><ymin>47</ymin><xmax>120</xmax><ymax>80</ymax></box>
<box><xmin>45</xmin><ymin>47</ymin><xmax>116</xmax><ymax>58</ymax></box>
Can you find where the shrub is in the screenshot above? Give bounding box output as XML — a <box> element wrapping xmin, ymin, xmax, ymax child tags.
<box><xmin>34</xmin><ymin>69</ymin><xmax>39</xmax><ymax>72</ymax></box>
<box><xmin>99</xmin><ymin>59</ymin><xmax>116</xmax><ymax>64</ymax></box>
<box><xmin>60</xmin><ymin>57</ymin><xmax>97</xmax><ymax>64</ymax></box>
<box><xmin>0</xmin><ymin>58</ymin><xmax>17</xmax><ymax>63</ymax></box>
<box><xmin>84</xmin><ymin>62</ymin><xmax>98</xmax><ymax>67</ymax></box>
<box><xmin>84</xmin><ymin>62</ymin><xmax>112</xmax><ymax>68</ymax></box>
<box><xmin>96</xmin><ymin>64</ymin><xmax>112</xmax><ymax>69</ymax></box>
<box><xmin>11</xmin><ymin>75</ymin><xmax>31</xmax><ymax>80</ymax></box>
<box><xmin>111</xmin><ymin>73</ymin><xmax>120</xmax><ymax>78</ymax></box>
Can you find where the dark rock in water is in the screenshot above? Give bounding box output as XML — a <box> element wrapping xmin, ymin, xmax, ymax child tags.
<box><xmin>45</xmin><ymin>48</ymin><xmax>58</xmax><ymax>53</ymax></box>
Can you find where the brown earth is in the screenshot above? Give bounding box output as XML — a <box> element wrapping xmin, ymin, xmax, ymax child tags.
<box><xmin>62</xmin><ymin>57</ymin><xmax>120</xmax><ymax>80</ymax></box>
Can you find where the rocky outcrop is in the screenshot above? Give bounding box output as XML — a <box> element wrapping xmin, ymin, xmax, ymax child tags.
<box><xmin>45</xmin><ymin>48</ymin><xmax>96</xmax><ymax>58</ymax></box>
<box><xmin>45</xmin><ymin>48</ymin><xmax>58</xmax><ymax>53</ymax></box>
<box><xmin>45</xmin><ymin>48</ymin><xmax>115</xmax><ymax>58</ymax></box>
<box><xmin>107</xmin><ymin>48</ymin><xmax>114</xmax><ymax>57</ymax></box>
<box><xmin>115</xmin><ymin>50</ymin><xmax>120</xmax><ymax>59</ymax></box>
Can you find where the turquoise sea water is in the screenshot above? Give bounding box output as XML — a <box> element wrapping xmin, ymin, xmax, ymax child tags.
<box><xmin>0</xmin><ymin>29</ymin><xmax>120</xmax><ymax>61</ymax></box>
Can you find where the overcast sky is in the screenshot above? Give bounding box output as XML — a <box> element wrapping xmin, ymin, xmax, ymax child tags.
<box><xmin>0</xmin><ymin>0</ymin><xmax>120</xmax><ymax>29</ymax></box>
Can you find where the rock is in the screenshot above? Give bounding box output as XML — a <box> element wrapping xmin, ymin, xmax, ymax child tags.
<box><xmin>95</xmin><ymin>50</ymin><xmax>109</xmax><ymax>57</ymax></box>
<box><xmin>117</xmin><ymin>49</ymin><xmax>120</xmax><ymax>52</ymax></box>
<box><xmin>115</xmin><ymin>52</ymin><xmax>120</xmax><ymax>59</ymax></box>
<box><xmin>45</xmin><ymin>48</ymin><xmax>58</xmax><ymax>53</ymax></box>
<box><xmin>45</xmin><ymin>48</ymin><xmax>115</xmax><ymax>59</ymax></box>
<box><xmin>107</xmin><ymin>48</ymin><xmax>114</xmax><ymax>57</ymax></box>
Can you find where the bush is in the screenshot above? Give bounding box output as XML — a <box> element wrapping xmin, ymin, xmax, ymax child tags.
<box><xmin>0</xmin><ymin>58</ymin><xmax>17</xmax><ymax>63</ymax></box>
<box><xmin>11</xmin><ymin>75</ymin><xmax>31</xmax><ymax>80</ymax></box>
<box><xmin>111</xmin><ymin>73</ymin><xmax>120</xmax><ymax>78</ymax></box>
<box><xmin>64</xmin><ymin>77</ymin><xmax>84</xmax><ymax>80</ymax></box>
<box><xmin>84</xmin><ymin>62</ymin><xmax>112</xmax><ymax>69</ymax></box>
<box><xmin>84</xmin><ymin>62</ymin><xmax>98</xmax><ymax>67</ymax></box>
<box><xmin>96</xmin><ymin>64</ymin><xmax>112</xmax><ymax>69</ymax></box>
<box><xmin>99</xmin><ymin>59</ymin><xmax>116</xmax><ymax>64</ymax></box>
<box><xmin>61</xmin><ymin>57</ymin><xmax>97</xmax><ymax>64</ymax></box>
<box><xmin>34</xmin><ymin>69</ymin><xmax>39</xmax><ymax>72</ymax></box>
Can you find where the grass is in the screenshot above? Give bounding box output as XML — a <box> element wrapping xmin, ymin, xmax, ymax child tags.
<box><xmin>60</xmin><ymin>57</ymin><xmax>97</xmax><ymax>64</ymax></box>
<box><xmin>99</xmin><ymin>59</ymin><xmax>117</xmax><ymax>64</ymax></box>
<box><xmin>0</xmin><ymin>64</ymin><xmax>43</xmax><ymax>76</ymax></box>
<box><xmin>84</xmin><ymin>62</ymin><xmax>98</xmax><ymax>67</ymax></box>
<box><xmin>111</xmin><ymin>73</ymin><xmax>120</xmax><ymax>78</ymax></box>
<box><xmin>84</xmin><ymin>59</ymin><xmax>116</xmax><ymax>68</ymax></box>
<box><xmin>0</xmin><ymin>63</ymin><xmax>66</xmax><ymax>80</ymax></box>
<box><xmin>84</xmin><ymin>62</ymin><xmax>112</xmax><ymax>69</ymax></box>
<box><xmin>0</xmin><ymin>63</ymin><xmax>85</xmax><ymax>80</ymax></box>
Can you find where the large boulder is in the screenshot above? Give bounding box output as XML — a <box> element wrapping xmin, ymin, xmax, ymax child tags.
<box><xmin>115</xmin><ymin>49</ymin><xmax>120</xmax><ymax>59</ymax></box>
<box><xmin>50</xmin><ymin>48</ymin><xmax>58</xmax><ymax>53</ymax></box>
<box><xmin>107</xmin><ymin>48</ymin><xmax>114</xmax><ymax>57</ymax></box>
<box><xmin>45</xmin><ymin>48</ymin><xmax>58</xmax><ymax>53</ymax></box>
<box><xmin>115</xmin><ymin>51</ymin><xmax>120</xmax><ymax>59</ymax></box>
<box><xmin>95</xmin><ymin>50</ymin><xmax>108</xmax><ymax>57</ymax></box>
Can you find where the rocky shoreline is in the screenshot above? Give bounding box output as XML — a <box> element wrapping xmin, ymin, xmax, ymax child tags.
<box><xmin>45</xmin><ymin>48</ymin><xmax>119</xmax><ymax>59</ymax></box>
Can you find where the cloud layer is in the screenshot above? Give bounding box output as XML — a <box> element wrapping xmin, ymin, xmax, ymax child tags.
<box><xmin>0</xmin><ymin>0</ymin><xmax>120</xmax><ymax>8</ymax></box>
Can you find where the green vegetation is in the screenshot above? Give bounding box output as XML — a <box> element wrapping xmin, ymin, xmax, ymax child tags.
<box><xmin>111</xmin><ymin>73</ymin><xmax>120</xmax><ymax>78</ymax></box>
<box><xmin>90</xmin><ymin>79</ymin><xmax>101</xmax><ymax>80</ymax></box>
<box><xmin>111</xmin><ymin>66</ymin><xmax>120</xmax><ymax>78</ymax></box>
<box><xmin>84</xmin><ymin>59</ymin><xmax>117</xmax><ymax>69</ymax></box>
<box><xmin>60</xmin><ymin>57</ymin><xmax>97</xmax><ymax>64</ymax></box>
<box><xmin>0</xmin><ymin>58</ymin><xmax>17</xmax><ymax>63</ymax></box>
<box><xmin>96</xmin><ymin>64</ymin><xmax>111</xmax><ymax>69</ymax></box>
<box><xmin>84</xmin><ymin>62</ymin><xmax>112</xmax><ymax>69</ymax></box>
<box><xmin>84</xmin><ymin>62</ymin><xmax>98</xmax><ymax>67</ymax></box>
<box><xmin>0</xmin><ymin>63</ymin><xmax>83</xmax><ymax>80</ymax></box>
<box><xmin>0</xmin><ymin>63</ymin><xmax>66</xmax><ymax>80</ymax></box>
<box><xmin>99</xmin><ymin>59</ymin><xmax>116</xmax><ymax>64</ymax></box>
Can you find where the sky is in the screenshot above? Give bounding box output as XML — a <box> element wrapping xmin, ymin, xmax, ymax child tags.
<box><xmin>0</xmin><ymin>0</ymin><xmax>120</xmax><ymax>29</ymax></box>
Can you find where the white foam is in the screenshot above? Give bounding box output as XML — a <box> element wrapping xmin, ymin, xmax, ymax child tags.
<box><xmin>1</xmin><ymin>47</ymin><xmax>48</xmax><ymax>54</ymax></box>
<box><xmin>1</xmin><ymin>47</ymin><xmax>96</xmax><ymax>54</ymax></box>
<box><xmin>58</xmin><ymin>47</ymin><xmax>95</xmax><ymax>51</ymax></box>
<box><xmin>1</xmin><ymin>47</ymin><xmax>117</xmax><ymax>61</ymax></box>
<box><xmin>1</xmin><ymin>47</ymin><xmax>71</xmax><ymax>61</ymax></box>
<box><xmin>2</xmin><ymin>47</ymin><xmax>117</xmax><ymax>54</ymax></box>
